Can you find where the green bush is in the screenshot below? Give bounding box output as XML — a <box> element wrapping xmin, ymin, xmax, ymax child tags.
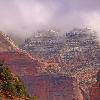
<box><xmin>28</xmin><ymin>96</ymin><xmax>38</xmax><ymax>100</ymax></box>
<box><xmin>13</xmin><ymin>79</ymin><xmax>27</xmax><ymax>97</ymax></box>
<box><xmin>0</xmin><ymin>66</ymin><xmax>12</xmax><ymax>81</ymax></box>
<box><xmin>0</xmin><ymin>61</ymin><xmax>28</xmax><ymax>98</ymax></box>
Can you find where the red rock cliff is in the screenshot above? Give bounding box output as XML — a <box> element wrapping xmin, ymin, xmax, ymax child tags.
<box><xmin>21</xmin><ymin>74</ymin><xmax>84</xmax><ymax>100</ymax></box>
<box><xmin>90</xmin><ymin>69</ymin><xmax>100</xmax><ymax>100</ymax></box>
<box><xmin>0</xmin><ymin>31</ymin><xmax>85</xmax><ymax>99</ymax></box>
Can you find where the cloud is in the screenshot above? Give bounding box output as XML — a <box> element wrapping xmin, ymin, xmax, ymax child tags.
<box><xmin>83</xmin><ymin>12</ymin><xmax>100</xmax><ymax>40</ymax></box>
<box><xmin>0</xmin><ymin>0</ymin><xmax>100</xmax><ymax>41</ymax></box>
<box><xmin>0</xmin><ymin>0</ymin><xmax>56</xmax><ymax>37</ymax></box>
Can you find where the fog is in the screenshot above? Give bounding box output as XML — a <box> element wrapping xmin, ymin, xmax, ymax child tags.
<box><xmin>0</xmin><ymin>0</ymin><xmax>100</xmax><ymax>42</ymax></box>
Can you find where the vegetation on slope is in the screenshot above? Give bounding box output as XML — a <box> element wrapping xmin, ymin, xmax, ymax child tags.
<box><xmin>0</xmin><ymin>60</ymin><xmax>32</xmax><ymax>100</ymax></box>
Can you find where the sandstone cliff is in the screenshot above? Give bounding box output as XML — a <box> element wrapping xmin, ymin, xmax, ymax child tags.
<box><xmin>0</xmin><ymin>31</ymin><xmax>85</xmax><ymax>99</ymax></box>
<box><xmin>90</xmin><ymin>69</ymin><xmax>100</xmax><ymax>100</ymax></box>
<box><xmin>22</xmin><ymin>74</ymin><xmax>84</xmax><ymax>100</ymax></box>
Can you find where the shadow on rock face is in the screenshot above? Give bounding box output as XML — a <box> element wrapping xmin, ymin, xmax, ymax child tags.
<box><xmin>22</xmin><ymin>74</ymin><xmax>84</xmax><ymax>100</ymax></box>
<box><xmin>97</xmin><ymin>69</ymin><xmax>100</xmax><ymax>82</ymax></box>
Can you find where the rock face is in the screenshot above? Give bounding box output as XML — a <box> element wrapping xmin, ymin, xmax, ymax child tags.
<box><xmin>0</xmin><ymin>52</ymin><xmax>39</xmax><ymax>76</ymax></box>
<box><xmin>22</xmin><ymin>30</ymin><xmax>61</xmax><ymax>59</ymax></box>
<box><xmin>22</xmin><ymin>29</ymin><xmax>100</xmax><ymax>70</ymax></box>
<box><xmin>90</xmin><ymin>82</ymin><xmax>100</xmax><ymax>100</ymax></box>
<box><xmin>22</xmin><ymin>28</ymin><xmax>100</xmax><ymax>97</ymax></box>
<box><xmin>0</xmin><ymin>31</ymin><xmax>85</xmax><ymax>99</ymax></box>
<box><xmin>0</xmin><ymin>32</ymin><xmax>41</xmax><ymax>95</ymax></box>
<box><xmin>22</xmin><ymin>74</ymin><xmax>84</xmax><ymax>100</ymax></box>
<box><xmin>90</xmin><ymin>69</ymin><xmax>100</xmax><ymax>100</ymax></box>
<box><xmin>0</xmin><ymin>51</ymin><xmax>43</xmax><ymax>95</ymax></box>
<box><xmin>0</xmin><ymin>32</ymin><xmax>41</xmax><ymax>74</ymax></box>
<box><xmin>0</xmin><ymin>32</ymin><xmax>19</xmax><ymax>52</ymax></box>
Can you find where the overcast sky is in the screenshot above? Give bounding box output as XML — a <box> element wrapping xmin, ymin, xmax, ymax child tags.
<box><xmin>0</xmin><ymin>0</ymin><xmax>100</xmax><ymax>39</ymax></box>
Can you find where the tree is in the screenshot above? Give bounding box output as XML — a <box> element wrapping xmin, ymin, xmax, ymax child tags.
<box><xmin>0</xmin><ymin>60</ymin><xmax>29</xmax><ymax>99</ymax></box>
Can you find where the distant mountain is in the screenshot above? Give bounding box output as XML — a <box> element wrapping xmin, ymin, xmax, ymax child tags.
<box><xmin>22</xmin><ymin>30</ymin><xmax>61</xmax><ymax>59</ymax></box>
<box><xmin>22</xmin><ymin>28</ymin><xmax>100</xmax><ymax>70</ymax></box>
<box><xmin>22</xmin><ymin>28</ymin><xmax>100</xmax><ymax>97</ymax></box>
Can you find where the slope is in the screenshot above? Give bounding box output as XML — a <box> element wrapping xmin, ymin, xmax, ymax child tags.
<box><xmin>0</xmin><ymin>61</ymin><xmax>30</xmax><ymax>100</ymax></box>
<box><xmin>0</xmin><ymin>31</ymin><xmax>85</xmax><ymax>99</ymax></box>
<box><xmin>22</xmin><ymin>28</ymin><xmax>100</xmax><ymax>98</ymax></box>
<box><xmin>0</xmin><ymin>31</ymin><xmax>41</xmax><ymax>95</ymax></box>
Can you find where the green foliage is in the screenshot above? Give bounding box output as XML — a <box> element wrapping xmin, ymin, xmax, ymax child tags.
<box><xmin>0</xmin><ymin>96</ymin><xmax>2</xmax><ymax>100</ymax></box>
<box><xmin>0</xmin><ymin>66</ymin><xmax>12</xmax><ymax>81</ymax></box>
<box><xmin>0</xmin><ymin>61</ymin><xmax>28</xmax><ymax>98</ymax></box>
<box><xmin>28</xmin><ymin>96</ymin><xmax>38</xmax><ymax>100</ymax></box>
<box><xmin>13</xmin><ymin>79</ymin><xmax>27</xmax><ymax>97</ymax></box>
<box><xmin>33</xmin><ymin>96</ymin><xmax>38</xmax><ymax>100</ymax></box>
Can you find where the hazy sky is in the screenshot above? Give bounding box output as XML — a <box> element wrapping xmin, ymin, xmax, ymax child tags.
<box><xmin>0</xmin><ymin>0</ymin><xmax>100</xmax><ymax>39</ymax></box>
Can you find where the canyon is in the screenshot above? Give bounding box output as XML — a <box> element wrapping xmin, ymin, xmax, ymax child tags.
<box><xmin>0</xmin><ymin>30</ymin><xmax>100</xmax><ymax>99</ymax></box>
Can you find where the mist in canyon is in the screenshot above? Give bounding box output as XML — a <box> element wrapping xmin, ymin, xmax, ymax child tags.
<box><xmin>0</xmin><ymin>0</ymin><xmax>100</xmax><ymax>43</ymax></box>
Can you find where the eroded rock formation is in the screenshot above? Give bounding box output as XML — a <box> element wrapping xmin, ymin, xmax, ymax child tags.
<box><xmin>90</xmin><ymin>69</ymin><xmax>100</xmax><ymax>100</ymax></box>
<box><xmin>22</xmin><ymin>74</ymin><xmax>84</xmax><ymax>100</ymax></box>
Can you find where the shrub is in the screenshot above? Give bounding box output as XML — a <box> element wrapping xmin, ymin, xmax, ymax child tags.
<box><xmin>0</xmin><ymin>61</ymin><xmax>28</xmax><ymax>98</ymax></box>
